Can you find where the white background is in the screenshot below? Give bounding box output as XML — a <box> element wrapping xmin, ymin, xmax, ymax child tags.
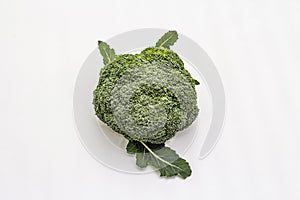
<box><xmin>1</xmin><ymin>0</ymin><xmax>300</xmax><ymax>199</ymax></box>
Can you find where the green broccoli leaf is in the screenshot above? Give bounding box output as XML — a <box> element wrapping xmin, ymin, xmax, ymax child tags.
<box><xmin>155</xmin><ymin>30</ymin><xmax>178</xmax><ymax>49</ymax></box>
<box><xmin>98</xmin><ymin>41</ymin><xmax>116</xmax><ymax>65</ymax></box>
<box><xmin>126</xmin><ymin>140</ymin><xmax>192</xmax><ymax>179</ymax></box>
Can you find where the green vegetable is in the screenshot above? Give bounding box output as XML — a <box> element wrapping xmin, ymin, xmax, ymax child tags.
<box><xmin>98</xmin><ymin>41</ymin><xmax>116</xmax><ymax>65</ymax></box>
<box><xmin>93</xmin><ymin>30</ymin><xmax>199</xmax><ymax>179</ymax></box>
<box><xmin>127</xmin><ymin>141</ymin><xmax>192</xmax><ymax>179</ymax></box>
<box><xmin>155</xmin><ymin>30</ymin><xmax>178</xmax><ymax>49</ymax></box>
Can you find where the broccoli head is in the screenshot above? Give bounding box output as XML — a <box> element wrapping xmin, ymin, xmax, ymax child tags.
<box><xmin>93</xmin><ymin>34</ymin><xmax>199</xmax><ymax>144</ymax></box>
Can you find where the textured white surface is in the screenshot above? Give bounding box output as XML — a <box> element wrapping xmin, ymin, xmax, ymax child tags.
<box><xmin>1</xmin><ymin>0</ymin><xmax>300</xmax><ymax>199</ymax></box>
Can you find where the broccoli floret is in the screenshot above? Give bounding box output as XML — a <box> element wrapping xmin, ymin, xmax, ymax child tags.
<box><xmin>93</xmin><ymin>30</ymin><xmax>200</xmax><ymax>179</ymax></box>
<box><xmin>93</xmin><ymin>47</ymin><xmax>199</xmax><ymax>144</ymax></box>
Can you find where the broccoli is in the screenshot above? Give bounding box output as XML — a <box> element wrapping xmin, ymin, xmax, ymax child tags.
<box><xmin>93</xmin><ymin>31</ymin><xmax>199</xmax><ymax>179</ymax></box>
